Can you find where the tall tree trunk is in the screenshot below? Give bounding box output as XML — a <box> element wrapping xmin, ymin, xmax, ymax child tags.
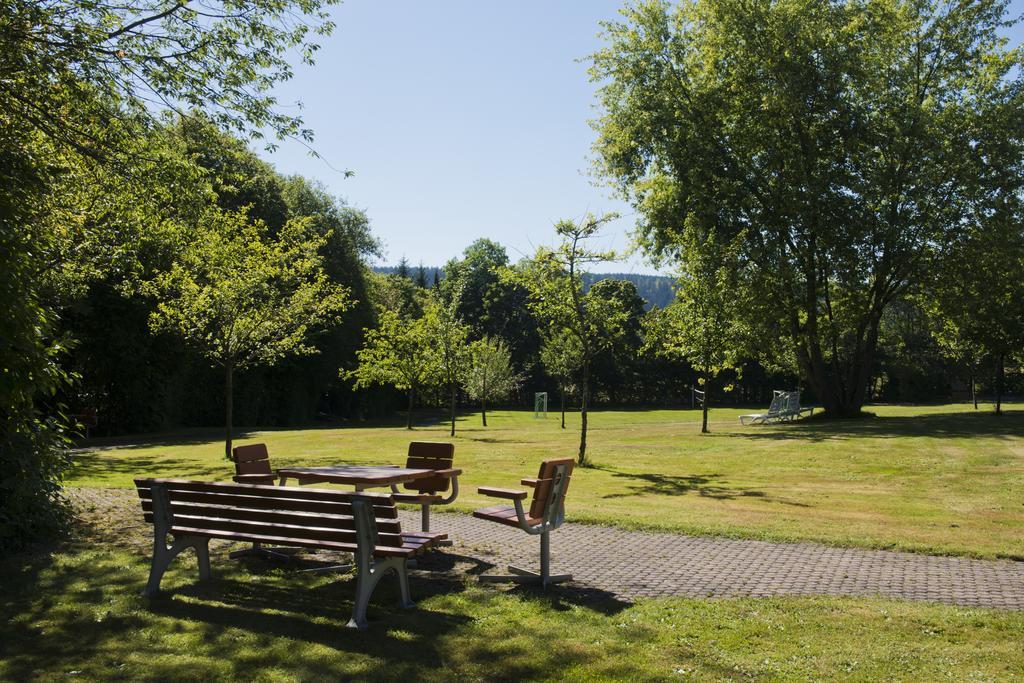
<box><xmin>701</xmin><ymin>377</ymin><xmax>710</xmax><ymax>434</ymax></box>
<box><xmin>481</xmin><ymin>371</ymin><xmax>488</xmax><ymax>426</ymax></box>
<box><xmin>560</xmin><ymin>384</ymin><xmax>566</xmax><ymax>429</ymax></box>
<box><xmin>406</xmin><ymin>387</ymin><xmax>414</xmax><ymax>429</ymax></box>
<box><xmin>224</xmin><ymin>357</ymin><xmax>234</xmax><ymax>460</ymax></box>
<box><xmin>971</xmin><ymin>369</ymin><xmax>977</xmax><ymax>410</ymax></box>
<box><xmin>995</xmin><ymin>353</ymin><xmax>1004</xmax><ymax>416</ymax></box>
<box><xmin>578</xmin><ymin>362</ymin><xmax>590</xmax><ymax>465</ymax></box>
<box><xmin>449</xmin><ymin>383</ymin><xmax>457</xmax><ymax>437</ymax></box>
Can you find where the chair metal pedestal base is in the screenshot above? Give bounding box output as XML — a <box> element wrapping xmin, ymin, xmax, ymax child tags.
<box><xmin>479</xmin><ymin>565</ymin><xmax>572</xmax><ymax>586</ymax></box>
<box><xmin>478</xmin><ymin>530</ymin><xmax>570</xmax><ymax>587</ymax></box>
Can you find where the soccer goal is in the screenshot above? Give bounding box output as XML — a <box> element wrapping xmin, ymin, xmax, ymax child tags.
<box><xmin>534</xmin><ymin>392</ymin><xmax>548</xmax><ymax>418</ymax></box>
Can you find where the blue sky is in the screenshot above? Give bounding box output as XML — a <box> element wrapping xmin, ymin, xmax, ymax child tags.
<box><xmin>260</xmin><ymin>1</ymin><xmax>645</xmax><ymax>272</ymax></box>
<box><xmin>260</xmin><ymin>0</ymin><xmax>1024</xmax><ymax>275</ymax></box>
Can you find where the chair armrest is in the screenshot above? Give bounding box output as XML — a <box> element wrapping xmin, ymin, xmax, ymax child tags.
<box><xmin>520</xmin><ymin>478</ymin><xmax>540</xmax><ymax>488</ymax></box>
<box><xmin>478</xmin><ymin>486</ymin><xmax>528</xmax><ymax>501</ymax></box>
<box><xmin>431</xmin><ymin>468</ymin><xmax>462</xmax><ymax>478</ymax></box>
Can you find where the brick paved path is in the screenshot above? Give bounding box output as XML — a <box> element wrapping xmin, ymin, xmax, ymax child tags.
<box><xmin>71</xmin><ymin>488</ymin><xmax>1024</xmax><ymax>610</ymax></box>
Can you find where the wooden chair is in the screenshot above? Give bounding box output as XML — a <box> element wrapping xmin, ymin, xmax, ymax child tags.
<box><xmin>389</xmin><ymin>442</ymin><xmax>460</xmax><ymax>542</ymax></box>
<box><xmin>474</xmin><ymin>457</ymin><xmax>574</xmax><ymax>587</ymax></box>
<box><xmin>135</xmin><ymin>478</ymin><xmax>446</xmax><ymax>628</ymax></box>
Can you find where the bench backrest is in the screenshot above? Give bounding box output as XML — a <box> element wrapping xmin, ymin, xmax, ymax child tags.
<box><xmin>403</xmin><ymin>441</ymin><xmax>455</xmax><ymax>494</ymax></box>
<box><xmin>135</xmin><ymin>478</ymin><xmax>404</xmax><ymax>554</ymax></box>
<box><xmin>529</xmin><ymin>457</ymin><xmax>574</xmax><ymax>523</ymax></box>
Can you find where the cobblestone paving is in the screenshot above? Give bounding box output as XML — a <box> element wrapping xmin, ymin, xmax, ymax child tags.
<box><xmin>70</xmin><ymin>487</ymin><xmax>1024</xmax><ymax>609</ymax></box>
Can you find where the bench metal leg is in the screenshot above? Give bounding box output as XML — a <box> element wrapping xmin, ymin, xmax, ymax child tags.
<box><xmin>479</xmin><ymin>531</ymin><xmax>571</xmax><ymax>587</ymax></box>
<box><xmin>144</xmin><ymin>535</ymin><xmax>210</xmax><ymax>597</ymax></box>
<box><xmin>347</xmin><ymin>556</ymin><xmax>415</xmax><ymax>629</ymax></box>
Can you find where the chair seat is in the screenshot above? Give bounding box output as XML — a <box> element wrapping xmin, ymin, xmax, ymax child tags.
<box><xmin>392</xmin><ymin>492</ymin><xmax>443</xmax><ymax>504</ymax></box>
<box><xmin>473</xmin><ymin>505</ymin><xmax>541</xmax><ymax>529</ymax></box>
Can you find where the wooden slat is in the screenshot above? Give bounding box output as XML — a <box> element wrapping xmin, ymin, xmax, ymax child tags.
<box><xmin>141</xmin><ymin>502</ymin><xmax>403</xmax><ymax>534</ymax></box>
<box><xmin>232</xmin><ymin>444</ymin><xmax>269</xmax><ymax>463</ymax></box>
<box><xmin>168</xmin><ymin>515</ymin><xmax>406</xmax><ymax>547</ymax></box>
<box><xmin>135</xmin><ymin>478</ymin><xmax>396</xmax><ymax>505</ymax></box>
<box><xmin>407</xmin><ymin>441</ymin><xmax>454</xmax><ymax>461</ymax></box>
<box><xmin>138</xmin><ymin>491</ymin><xmax>398</xmax><ymax>519</ymax></box>
<box><xmin>168</xmin><ymin>527</ymin><xmax>419</xmax><ymax>557</ymax></box>
<box><xmin>235</xmin><ymin>459</ymin><xmax>271</xmax><ymax>476</ymax></box>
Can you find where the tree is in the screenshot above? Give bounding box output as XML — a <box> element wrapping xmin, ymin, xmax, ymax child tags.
<box><xmin>644</xmin><ymin>230</ymin><xmax>744</xmax><ymax>433</ymax></box>
<box><xmin>590</xmin><ymin>0</ymin><xmax>1022</xmax><ymax>416</ymax></box>
<box><xmin>925</xmin><ymin>222</ymin><xmax>1024</xmax><ymax>415</ymax></box>
<box><xmin>149</xmin><ymin>207</ymin><xmax>350</xmax><ymax>458</ymax></box>
<box><xmin>425</xmin><ymin>297</ymin><xmax>472</xmax><ymax>437</ymax></box>
<box><xmin>539</xmin><ymin>329</ymin><xmax>583</xmax><ymax>429</ymax></box>
<box><xmin>0</xmin><ymin>0</ymin><xmax>338</xmax><ymax>547</ymax></box>
<box><xmin>350</xmin><ymin>310</ymin><xmax>437</xmax><ymax>430</ymax></box>
<box><xmin>465</xmin><ymin>338</ymin><xmax>522</xmax><ymax>426</ymax></box>
<box><xmin>513</xmin><ymin>213</ymin><xmax>625</xmax><ymax>465</ymax></box>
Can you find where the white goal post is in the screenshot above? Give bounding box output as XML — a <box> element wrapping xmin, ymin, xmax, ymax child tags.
<box><xmin>534</xmin><ymin>392</ymin><xmax>548</xmax><ymax>418</ymax></box>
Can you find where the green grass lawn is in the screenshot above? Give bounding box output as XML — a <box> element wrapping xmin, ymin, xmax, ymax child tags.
<box><xmin>3</xmin><ymin>543</ymin><xmax>1023</xmax><ymax>681</ymax></box>
<box><xmin>69</xmin><ymin>403</ymin><xmax>1024</xmax><ymax>559</ymax></box>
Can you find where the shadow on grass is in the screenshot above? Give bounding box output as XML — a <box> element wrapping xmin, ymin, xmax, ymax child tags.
<box><xmin>592</xmin><ymin>466</ymin><xmax>811</xmax><ymax>508</ymax></box>
<box><xmin>732</xmin><ymin>409</ymin><xmax>1024</xmax><ymax>443</ymax></box>
<box><xmin>68</xmin><ymin>452</ymin><xmax>229</xmax><ymax>481</ymax></box>
<box><xmin>0</xmin><ymin>534</ymin><xmax>635</xmax><ymax>681</ymax></box>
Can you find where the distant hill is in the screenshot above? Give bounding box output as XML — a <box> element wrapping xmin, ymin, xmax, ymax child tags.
<box><xmin>372</xmin><ymin>266</ymin><xmax>676</xmax><ymax>310</ymax></box>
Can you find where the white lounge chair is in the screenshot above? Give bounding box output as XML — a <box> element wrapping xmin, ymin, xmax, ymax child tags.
<box><xmin>740</xmin><ymin>391</ymin><xmax>786</xmax><ymax>425</ymax></box>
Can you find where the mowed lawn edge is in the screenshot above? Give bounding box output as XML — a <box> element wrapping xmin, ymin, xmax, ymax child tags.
<box><xmin>68</xmin><ymin>404</ymin><xmax>1024</xmax><ymax>560</ymax></box>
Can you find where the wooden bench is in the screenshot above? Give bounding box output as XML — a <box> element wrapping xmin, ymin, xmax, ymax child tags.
<box><xmin>389</xmin><ymin>441</ymin><xmax>460</xmax><ymax>540</ymax></box>
<box><xmin>474</xmin><ymin>457</ymin><xmax>574</xmax><ymax>587</ymax></box>
<box><xmin>135</xmin><ymin>478</ymin><xmax>446</xmax><ymax>628</ymax></box>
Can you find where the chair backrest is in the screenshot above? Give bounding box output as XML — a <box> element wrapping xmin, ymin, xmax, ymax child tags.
<box><xmin>765</xmin><ymin>392</ymin><xmax>785</xmax><ymax>416</ymax></box>
<box><xmin>529</xmin><ymin>457</ymin><xmax>574</xmax><ymax>524</ymax></box>
<box><xmin>232</xmin><ymin>443</ymin><xmax>272</xmax><ymax>480</ymax></box>
<box><xmin>135</xmin><ymin>478</ymin><xmax>404</xmax><ymax>554</ymax></box>
<box><xmin>403</xmin><ymin>441</ymin><xmax>455</xmax><ymax>493</ymax></box>
<box><xmin>779</xmin><ymin>391</ymin><xmax>800</xmax><ymax>415</ymax></box>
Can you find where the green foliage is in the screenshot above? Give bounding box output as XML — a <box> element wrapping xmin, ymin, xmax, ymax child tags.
<box><xmin>442</xmin><ymin>239</ymin><xmax>541</xmax><ymax>377</ymax></box>
<box><xmin>150</xmin><ymin>208</ymin><xmax>350</xmax><ymax>371</ymax></box>
<box><xmin>590</xmin><ymin>0</ymin><xmax>1024</xmax><ymax>416</ymax></box>
<box><xmin>0</xmin><ymin>129</ymin><xmax>73</xmax><ymax>550</ymax></box>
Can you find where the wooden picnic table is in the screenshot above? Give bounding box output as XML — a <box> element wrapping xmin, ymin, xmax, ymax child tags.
<box><xmin>276</xmin><ymin>465</ymin><xmax>436</xmax><ymax>491</ymax></box>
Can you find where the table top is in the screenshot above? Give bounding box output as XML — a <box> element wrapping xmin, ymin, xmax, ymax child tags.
<box><xmin>276</xmin><ymin>465</ymin><xmax>435</xmax><ymax>487</ymax></box>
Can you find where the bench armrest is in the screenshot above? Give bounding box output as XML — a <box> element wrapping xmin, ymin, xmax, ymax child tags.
<box><xmin>478</xmin><ymin>486</ymin><xmax>528</xmax><ymax>501</ymax></box>
<box><xmin>431</xmin><ymin>468</ymin><xmax>462</xmax><ymax>478</ymax></box>
<box><xmin>520</xmin><ymin>478</ymin><xmax>540</xmax><ymax>488</ymax></box>
<box><xmin>233</xmin><ymin>474</ymin><xmax>277</xmax><ymax>484</ymax></box>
